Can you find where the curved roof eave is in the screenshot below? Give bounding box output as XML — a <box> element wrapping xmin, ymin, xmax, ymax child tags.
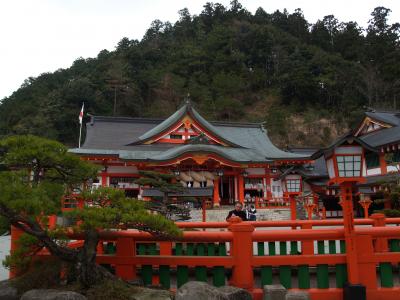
<box><xmin>311</xmin><ymin>132</ymin><xmax>379</xmax><ymax>159</ymax></box>
<box><xmin>120</xmin><ymin>145</ymin><xmax>273</xmax><ymax>164</ymax></box>
<box><xmin>125</xmin><ymin>101</ymin><xmax>245</xmax><ymax>148</ymax></box>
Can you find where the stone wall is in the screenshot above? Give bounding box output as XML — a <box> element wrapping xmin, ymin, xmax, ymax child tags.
<box><xmin>189</xmin><ymin>208</ymin><xmax>291</xmax><ymax>222</ymax></box>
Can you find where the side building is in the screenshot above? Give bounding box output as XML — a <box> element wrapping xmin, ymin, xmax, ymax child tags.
<box><xmin>295</xmin><ymin>110</ymin><xmax>400</xmax><ymax>217</ymax></box>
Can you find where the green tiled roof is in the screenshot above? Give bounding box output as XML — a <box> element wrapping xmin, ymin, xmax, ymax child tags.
<box><xmin>70</xmin><ymin>102</ymin><xmax>310</xmax><ymax>163</ymax></box>
<box><xmin>129</xmin><ymin>101</ymin><xmax>243</xmax><ymax>147</ymax></box>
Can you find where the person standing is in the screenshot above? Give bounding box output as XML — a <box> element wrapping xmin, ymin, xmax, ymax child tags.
<box><xmin>248</xmin><ymin>204</ymin><xmax>257</xmax><ymax>221</ymax></box>
<box><xmin>226</xmin><ymin>202</ymin><xmax>247</xmax><ymax>221</ymax></box>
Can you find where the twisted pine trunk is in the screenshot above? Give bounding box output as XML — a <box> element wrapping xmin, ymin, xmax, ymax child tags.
<box><xmin>76</xmin><ymin>230</ymin><xmax>115</xmax><ymax>287</ymax></box>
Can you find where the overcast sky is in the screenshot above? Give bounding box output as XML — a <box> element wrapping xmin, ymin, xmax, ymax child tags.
<box><xmin>0</xmin><ymin>0</ymin><xmax>399</xmax><ymax>100</ymax></box>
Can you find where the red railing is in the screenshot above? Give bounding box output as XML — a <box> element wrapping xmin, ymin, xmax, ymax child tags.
<box><xmin>14</xmin><ymin>214</ymin><xmax>400</xmax><ymax>300</ymax></box>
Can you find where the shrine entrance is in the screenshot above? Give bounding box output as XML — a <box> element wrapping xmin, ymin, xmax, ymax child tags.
<box><xmin>219</xmin><ymin>175</ymin><xmax>235</xmax><ymax>205</ymax></box>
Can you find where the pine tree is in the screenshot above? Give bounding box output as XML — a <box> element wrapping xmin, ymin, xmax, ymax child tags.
<box><xmin>0</xmin><ymin>135</ymin><xmax>180</xmax><ymax>287</ymax></box>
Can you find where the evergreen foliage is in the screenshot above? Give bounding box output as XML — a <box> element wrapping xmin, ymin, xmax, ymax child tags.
<box><xmin>0</xmin><ymin>3</ymin><xmax>399</xmax><ymax>147</ymax></box>
<box><xmin>135</xmin><ymin>171</ymin><xmax>190</xmax><ymax>220</ymax></box>
<box><xmin>0</xmin><ymin>135</ymin><xmax>180</xmax><ymax>287</ymax></box>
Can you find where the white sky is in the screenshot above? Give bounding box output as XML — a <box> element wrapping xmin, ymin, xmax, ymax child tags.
<box><xmin>0</xmin><ymin>0</ymin><xmax>398</xmax><ymax>100</ymax></box>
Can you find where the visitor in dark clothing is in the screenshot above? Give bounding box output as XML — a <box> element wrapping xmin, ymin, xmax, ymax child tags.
<box><xmin>226</xmin><ymin>202</ymin><xmax>247</xmax><ymax>221</ymax></box>
<box><xmin>247</xmin><ymin>204</ymin><xmax>257</xmax><ymax>221</ymax></box>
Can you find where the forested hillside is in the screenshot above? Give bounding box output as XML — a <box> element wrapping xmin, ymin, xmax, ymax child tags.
<box><xmin>0</xmin><ymin>1</ymin><xmax>399</xmax><ymax>147</ymax></box>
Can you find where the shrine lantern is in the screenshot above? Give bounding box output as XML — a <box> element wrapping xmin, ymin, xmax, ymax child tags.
<box><xmin>325</xmin><ymin>143</ymin><xmax>363</xmax><ymax>184</ymax></box>
<box><xmin>284</xmin><ymin>175</ymin><xmax>302</xmax><ymax>194</ymax></box>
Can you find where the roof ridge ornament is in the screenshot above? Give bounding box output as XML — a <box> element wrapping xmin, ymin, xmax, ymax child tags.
<box><xmin>183</xmin><ymin>93</ymin><xmax>192</xmax><ymax>108</ymax></box>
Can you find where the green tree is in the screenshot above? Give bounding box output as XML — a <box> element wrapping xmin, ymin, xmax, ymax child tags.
<box><xmin>0</xmin><ymin>135</ymin><xmax>180</xmax><ymax>287</ymax></box>
<box><xmin>135</xmin><ymin>170</ymin><xmax>183</xmax><ymax>205</ymax></box>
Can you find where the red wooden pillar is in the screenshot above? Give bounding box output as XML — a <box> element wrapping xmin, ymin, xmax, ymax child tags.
<box><xmin>48</xmin><ymin>215</ymin><xmax>57</xmax><ymax>229</ymax></box>
<box><xmin>355</xmin><ymin>234</ymin><xmax>377</xmax><ymax>290</ymax></box>
<box><xmin>371</xmin><ymin>213</ymin><xmax>388</xmax><ymax>252</ymax></box>
<box><xmin>115</xmin><ymin>237</ymin><xmax>136</xmax><ymax>280</ymax></box>
<box><xmin>238</xmin><ymin>174</ymin><xmax>244</xmax><ymax>204</ymax></box>
<box><xmin>265</xmin><ymin>168</ymin><xmax>272</xmax><ymax>199</ymax></box>
<box><xmin>97</xmin><ymin>242</ymin><xmax>104</xmax><ymax>254</ymax></box>
<box><xmin>340</xmin><ymin>182</ymin><xmax>360</xmax><ymax>284</ymax></box>
<box><xmin>301</xmin><ymin>223</ymin><xmax>314</xmax><ymax>255</ymax></box>
<box><xmin>289</xmin><ymin>193</ymin><xmax>297</xmax><ymax>221</ymax></box>
<box><xmin>322</xmin><ymin>207</ymin><xmax>327</xmax><ymax>219</ymax></box>
<box><xmin>228</xmin><ymin>217</ymin><xmax>254</xmax><ymax>291</ymax></box>
<box><xmin>159</xmin><ymin>242</ymin><xmax>172</xmax><ymax>255</ymax></box>
<box><xmin>213</xmin><ymin>178</ymin><xmax>220</xmax><ymax>207</ymax></box>
<box><xmin>202</xmin><ymin>198</ymin><xmax>206</xmax><ymax>222</ymax></box>
<box><xmin>101</xmin><ymin>172</ymin><xmax>108</xmax><ymax>187</ymax></box>
<box><xmin>379</xmin><ymin>153</ymin><xmax>387</xmax><ymax>175</ymax></box>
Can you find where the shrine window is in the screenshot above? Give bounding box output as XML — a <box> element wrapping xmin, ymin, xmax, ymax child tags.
<box><xmin>170</xmin><ymin>134</ymin><xmax>183</xmax><ymax>140</ymax></box>
<box><xmin>272</xmin><ymin>186</ymin><xmax>281</xmax><ymax>193</ymax></box>
<box><xmin>286</xmin><ymin>179</ymin><xmax>301</xmax><ymax>192</ymax></box>
<box><xmin>393</xmin><ymin>151</ymin><xmax>400</xmax><ymax>163</ymax></box>
<box><xmin>365</xmin><ymin>152</ymin><xmax>380</xmax><ymax>169</ymax></box>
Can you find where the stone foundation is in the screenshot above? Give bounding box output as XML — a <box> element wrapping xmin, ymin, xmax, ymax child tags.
<box><xmin>189</xmin><ymin>207</ymin><xmax>291</xmax><ymax>222</ymax></box>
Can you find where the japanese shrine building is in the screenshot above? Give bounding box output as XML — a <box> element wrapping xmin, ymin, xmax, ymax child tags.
<box><xmin>71</xmin><ymin>101</ymin><xmax>311</xmax><ymax>206</ymax></box>
<box><xmin>288</xmin><ymin>110</ymin><xmax>400</xmax><ymax>217</ymax></box>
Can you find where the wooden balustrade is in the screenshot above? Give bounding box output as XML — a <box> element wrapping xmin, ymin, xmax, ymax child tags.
<box><xmin>12</xmin><ymin>215</ymin><xmax>400</xmax><ymax>300</ymax></box>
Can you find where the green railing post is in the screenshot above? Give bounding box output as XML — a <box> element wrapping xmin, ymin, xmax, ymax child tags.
<box><xmin>298</xmin><ymin>265</ymin><xmax>310</xmax><ymax>289</ymax></box>
<box><xmin>195</xmin><ymin>243</ymin><xmax>207</xmax><ymax>282</ymax></box>
<box><xmin>333</xmin><ymin>240</ymin><xmax>346</xmax><ymax>288</ymax></box>
<box><xmin>176</xmin><ymin>243</ymin><xmax>188</xmax><ymax>287</ymax></box>
<box><xmin>380</xmin><ymin>263</ymin><xmax>394</xmax><ymax>287</ymax></box>
<box><xmin>139</xmin><ymin>243</ymin><xmax>152</xmax><ymax>286</ymax></box>
<box><xmin>212</xmin><ymin>242</ymin><xmax>226</xmax><ymax>287</ymax></box>
<box><xmin>316</xmin><ymin>240</ymin><xmax>329</xmax><ymax>288</ymax></box>
<box><xmin>261</xmin><ymin>242</ymin><xmax>274</xmax><ymax>286</ymax></box>
<box><xmin>279</xmin><ymin>241</ymin><xmax>291</xmax><ymax>288</ymax></box>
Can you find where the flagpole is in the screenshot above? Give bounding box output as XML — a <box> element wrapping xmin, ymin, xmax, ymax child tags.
<box><xmin>78</xmin><ymin>103</ymin><xmax>84</xmax><ymax>148</ymax></box>
<box><xmin>78</xmin><ymin>121</ymin><xmax>82</xmax><ymax>148</ymax></box>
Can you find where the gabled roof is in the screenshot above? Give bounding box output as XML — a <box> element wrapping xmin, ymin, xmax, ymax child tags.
<box><xmin>365</xmin><ymin>111</ymin><xmax>400</xmax><ymax>127</ymax></box>
<box><xmin>312</xmin><ymin>132</ymin><xmax>379</xmax><ymax>159</ymax></box>
<box><xmin>360</xmin><ymin>126</ymin><xmax>400</xmax><ymax>148</ymax></box>
<box><xmin>71</xmin><ymin>102</ymin><xmax>310</xmax><ymax>163</ymax></box>
<box><xmin>127</xmin><ymin>101</ymin><xmax>243</xmax><ymax>147</ymax></box>
<box><xmin>356</xmin><ymin>111</ymin><xmax>400</xmax><ymax>148</ymax></box>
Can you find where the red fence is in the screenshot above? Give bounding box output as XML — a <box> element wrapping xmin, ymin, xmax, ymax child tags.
<box><xmin>15</xmin><ymin>214</ymin><xmax>400</xmax><ymax>300</ymax></box>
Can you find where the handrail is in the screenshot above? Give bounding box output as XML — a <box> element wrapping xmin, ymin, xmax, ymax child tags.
<box><xmin>356</xmin><ymin>226</ymin><xmax>400</xmax><ymax>237</ymax></box>
<box><xmin>252</xmin><ymin>228</ymin><xmax>344</xmax><ymax>241</ymax></box>
<box><xmin>175</xmin><ymin>217</ymin><xmax>400</xmax><ymax>228</ymax></box>
<box><xmin>67</xmin><ymin>230</ymin><xmax>233</xmax><ymax>242</ymax></box>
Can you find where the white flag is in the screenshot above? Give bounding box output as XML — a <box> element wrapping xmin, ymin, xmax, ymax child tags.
<box><xmin>79</xmin><ymin>103</ymin><xmax>84</xmax><ymax>124</ymax></box>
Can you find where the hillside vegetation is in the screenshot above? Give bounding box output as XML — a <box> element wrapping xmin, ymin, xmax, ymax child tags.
<box><xmin>0</xmin><ymin>1</ymin><xmax>399</xmax><ymax>147</ymax></box>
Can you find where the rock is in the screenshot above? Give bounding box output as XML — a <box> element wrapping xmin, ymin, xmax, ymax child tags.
<box><xmin>131</xmin><ymin>287</ymin><xmax>172</xmax><ymax>300</ymax></box>
<box><xmin>21</xmin><ymin>289</ymin><xmax>87</xmax><ymax>300</ymax></box>
<box><xmin>285</xmin><ymin>291</ymin><xmax>310</xmax><ymax>300</ymax></box>
<box><xmin>263</xmin><ymin>284</ymin><xmax>287</xmax><ymax>300</ymax></box>
<box><xmin>0</xmin><ymin>280</ymin><xmax>18</xmax><ymax>300</ymax></box>
<box><xmin>176</xmin><ymin>282</ymin><xmax>252</xmax><ymax>300</ymax></box>
<box><xmin>218</xmin><ymin>286</ymin><xmax>252</xmax><ymax>300</ymax></box>
<box><xmin>127</xmin><ymin>278</ymin><xmax>144</xmax><ymax>286</ymax></box>
<box><xmin>175</xmin><ymin>281</ymin><xmax>225</xmax><ymax>300</ymax></box>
